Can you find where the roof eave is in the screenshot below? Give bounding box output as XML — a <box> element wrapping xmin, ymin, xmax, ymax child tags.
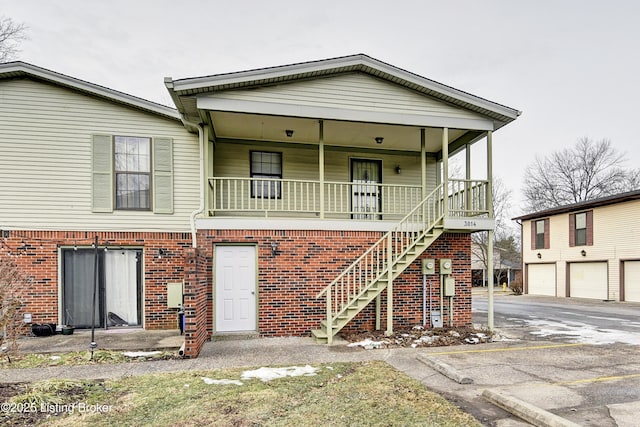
<box><xmin>0</xmin><ymin>61</ymin><xmax>181</xmax><ymax>121</ymax></box>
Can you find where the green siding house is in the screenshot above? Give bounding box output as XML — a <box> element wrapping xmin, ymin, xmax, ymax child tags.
<box><xmin>0</xmin><ymin>55</ymin><xmax>519</xmax><ymax>357</ymax></box>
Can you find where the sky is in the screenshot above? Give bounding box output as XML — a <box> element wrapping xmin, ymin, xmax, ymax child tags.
<box><xmin>3</xmin><ymin>0</ymin><xmax>639</xmax><ymax>218</ymax></box>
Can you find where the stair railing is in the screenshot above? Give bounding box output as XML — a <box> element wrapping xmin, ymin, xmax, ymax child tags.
<box><xmin>316</xmin><ymin>184</ymin><xmax>445</xmax><ymax>335</ymax></box>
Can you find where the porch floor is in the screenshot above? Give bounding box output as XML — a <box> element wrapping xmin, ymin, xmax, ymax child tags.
<box><xmin>17</xmin><ymin>328</ymin><xmax>183</xmax><ymax>354</ymax></box>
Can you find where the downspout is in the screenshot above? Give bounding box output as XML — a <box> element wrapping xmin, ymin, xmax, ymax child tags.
<box><xmin>186</xmin><ymin>121</ymin><xmax>205</xmax><ymax>248</ymax></box>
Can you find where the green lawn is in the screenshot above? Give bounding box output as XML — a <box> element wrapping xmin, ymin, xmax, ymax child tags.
<box><xmin>2</xmin><ymin>361</ymin><xmax>481</xmax><ymax>426</ymax></box>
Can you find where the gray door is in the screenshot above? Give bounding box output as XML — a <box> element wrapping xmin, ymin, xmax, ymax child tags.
<box><xmin>351</xmin><ymin>159</ymin><xmax>382</xmax><ymax>220</ymax></box>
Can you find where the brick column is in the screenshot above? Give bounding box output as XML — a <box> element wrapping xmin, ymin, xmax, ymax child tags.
<box><xmin>182</xmin><ymin>247</ymin><xmax>208</xmax><ymax>358</ymax></box>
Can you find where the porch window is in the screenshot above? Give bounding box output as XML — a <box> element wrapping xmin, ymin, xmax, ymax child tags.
<box><xmin>115</xmin><ymin>136</ymin><xmax>151</xmax><ymax>209</ymax></box>
<box><xmin>250</xmin><ymin>151</ymin><xmax>282</xmax><ymax>199</ymax></box>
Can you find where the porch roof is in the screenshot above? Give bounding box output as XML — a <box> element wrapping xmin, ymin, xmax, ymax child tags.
<box><xmin>164</xmin><ymin>54</ymin><xmax>521</xmax><ymax>135</ymax></box>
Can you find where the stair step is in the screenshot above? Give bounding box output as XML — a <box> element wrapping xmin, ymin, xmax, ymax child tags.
<box><xmin>311</xmin><ymin>329</ymin><xmax>328</xmax><ymax>344</ymax></box>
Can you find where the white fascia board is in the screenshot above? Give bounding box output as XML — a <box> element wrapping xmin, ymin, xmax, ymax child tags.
<box><xmin>0</xmin><ymin>62</ymin><xmax>180</xmax><ymax>121</ymax></box>
<box><xmin>197</xmin><ymin>97</ymin><xmax>495</xmax><ymax>131</ymax></box>
<box><xmin>171</xmin><ymin>54</ymin><xmax>520</xmax><ymax>121</ymax></box>
<box><xmin>196</xmin><ymin>217</ymin><xmax>398</xmax><ymax>232</ymax></box>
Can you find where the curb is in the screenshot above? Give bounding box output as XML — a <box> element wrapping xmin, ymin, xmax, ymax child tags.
<box><xmin>416</xmin><ymin>354</ymin><xmax>473</xmax><ymax>384</ymax></box>
<box><xmin>482</xmin><ymin>389</ymin><xmax>581</xmax><ymax>427</ymax></box>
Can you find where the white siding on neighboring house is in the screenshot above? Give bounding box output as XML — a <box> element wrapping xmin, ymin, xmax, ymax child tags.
<box><xmin>522</xmin><ymin>199</ymin><xmax>640</xmax><ymax>301</ymax></box>
<box><xmin>204</xmin><ymin>73</ymin><xmax>490</xmax><ymax>126</ymax></box>
<box><xmin>0</xmin><ymin>79</ymin><xmax>199</xmax><ymax>231</ymax></box>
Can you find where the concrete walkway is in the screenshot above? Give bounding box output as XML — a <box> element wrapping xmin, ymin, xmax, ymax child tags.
<box><xmin>4</xmin><ymin>333</ymin><xmax>639</xmax><ymax>426</ymax></box>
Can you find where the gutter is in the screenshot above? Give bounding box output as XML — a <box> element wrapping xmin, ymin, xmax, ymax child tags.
<box><xmin>183</xmin><ymin>120</ymin><xmax>205</xmax><ymax>248</ymax></box>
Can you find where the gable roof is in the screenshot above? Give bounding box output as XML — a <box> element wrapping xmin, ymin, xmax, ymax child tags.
<box><xmin>165</xmin><ymin>53</ymin><xmax>521</xmax><ymax>128</ymax></box>
<box><xmin>513</xmin><ymin>189</ymin><xmax>640</xmax><ymax>221</ymax></box>
<box><xmin>0</xmin><ymin>61</ymin><xmax>181</xmax><ymax>121</ymax></box>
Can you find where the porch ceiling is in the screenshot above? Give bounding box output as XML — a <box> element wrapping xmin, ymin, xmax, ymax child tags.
<box><xmin>208</xmin><ymin>111</ymin><xmax>467</xmax><ymax>152</ymax></box>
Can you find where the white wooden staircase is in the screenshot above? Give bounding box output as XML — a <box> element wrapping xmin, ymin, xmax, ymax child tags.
<box><xmin>312</xmin><ymin>185</ymin><xmax>445</xmax><ymax>344</ymax></box>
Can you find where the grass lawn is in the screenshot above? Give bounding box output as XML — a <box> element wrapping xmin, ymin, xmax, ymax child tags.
<box><xmin>1</xmin><ymin>350</ymin><xmax>176</xmax><ymax>370</ymax></box>
<box><xmin>1</xmin><ymin>361</ymin><xmax>481</xmax><ymax>426</ymax></box>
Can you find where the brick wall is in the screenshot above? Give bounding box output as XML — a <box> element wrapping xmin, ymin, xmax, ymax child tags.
<box><xmin>0</xmin><ymin>230</ymin><xmax>191</xmax><ymax>329</ymax></box>
<box><xmin>182</xmin><ymin>247</ymin><xmax>208</xmax><ymax>358</ymax></box>
<box><xmin>198</xmin><ymin>230</ymin><xmax>472</xmax><ymax>337</ymax></box>
<box><xmin>1</xmin><ymin>228</ymin><xmax>472</xmax><ymax>348</ymax></box>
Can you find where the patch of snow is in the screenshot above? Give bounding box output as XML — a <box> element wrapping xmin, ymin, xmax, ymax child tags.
<box><xmin>522</xmin><ymin>319</ymin><xmax>640</xmax><ymax>345</ymax></box>
<box><xmin>241</xmin><ymin>365</ymin><xmax>318</xmax><ymax>382</ymax></box>
<box><xmin>201</xmin><ymin>377</ymin><xmax>243</xmax><ymax>386</ymax></box>
<box><xmin>50</xmin><ymin>356</ymin><xmax>61</xmax><ymax>360</ymax></box>
<box><xmin>347</xmin><ymin>339</ymin><xmax>383</xmax><ymax>349</ymax></box>
<box><xmin>122</xmin><ymin>351</ymin><xmax>162</xmax><ymax>358</ymax></box>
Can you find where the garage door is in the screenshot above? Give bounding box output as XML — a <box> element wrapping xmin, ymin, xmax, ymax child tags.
<box><xmin>527</xmin><ymin>263</ymin><xmax>556</xmax><ymax>296</ymax></box>
<box><xmin>624</xmin><ymin>261</ymin><xmax>640</xmax><ymax>302</ymax></box>
<box><xmin>569</xmin><ymin>262</ymin><xmax>607</xmax><ymax>300</ymax></box>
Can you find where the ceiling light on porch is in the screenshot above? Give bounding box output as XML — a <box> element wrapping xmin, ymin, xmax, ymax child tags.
<box><xmin>375</xmin><ymin>136</ymin><xmax>384</xmax><ymax>144</ymax></box>
<box><xmin>285</xmin><ymin>129</ymin><xmax>294</xmax><ymax>138</ymax></box>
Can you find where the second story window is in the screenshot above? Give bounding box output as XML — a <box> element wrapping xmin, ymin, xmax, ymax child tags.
<box><xmin>570</xmin><ymin>210</ymin><xmax>592</xmax><ymax>247</ymax></box>
<box><xmin>574</xmin><ymin>212</ymin><xmax>587</xmax><ymax>246</ymax></box>
<box><xmin>535</xmin><ymin>220</ymin><xmax>545</xmax><ymax>249</ymax></box>
<box><xmin>532</xmin><ymin>218</ymin><xmax>549</xmax><ymax>250</ymax></box>
<box><xmin>115</xmin><ymin>136</ymin><xmax>151</xmax><ymax>210</ymax></box>
<box><xmin>250</xmin><ymin>151</ymin><xmax>282</xmax><ymax>199</ymax></box>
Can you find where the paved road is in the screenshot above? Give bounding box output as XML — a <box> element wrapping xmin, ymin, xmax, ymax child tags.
<box><xmin>473</xmin><ymin>292</ymin><xmax>640</xmax><ymax>345</ymax></box>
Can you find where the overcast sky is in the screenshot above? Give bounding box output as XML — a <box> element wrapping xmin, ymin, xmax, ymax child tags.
<box><xmin>3</xmin><ymin>0</ymin><xmax>639</xmax><ymax>217</ymax></box>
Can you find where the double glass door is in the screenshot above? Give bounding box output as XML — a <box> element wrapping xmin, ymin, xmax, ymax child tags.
<box><xmin>62</xmin><ymin>248</ymin><xmax>142</xmax><ymax>328</ymax></box>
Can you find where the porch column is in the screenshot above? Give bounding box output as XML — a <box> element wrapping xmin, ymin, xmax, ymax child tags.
<box><xmin>442</xmin><ymin>128</ymin><xmax>449</xmax><ymax>217</ymax></box>
<box><xmin>421</xmin><ymin>128</ymin><xmax>427</xmax><ymax>200</ymax></box>
<box><xmin>465</xmin><ymin>143</ymin><xmax>472</xmax><ymax>212</ymax></box>
<box><xmin>486</xmin><ymin>131</ymin><xmax>495</xmax><ymax>331</ymax></box>
<box><xmin>203</xmin><ymin>126</ymin><xmax>210</xmax><ymax>217</ymax></box>
<box><xmin>319</xmin><ymin>120</ymin><xmax>325</xmax><ymax>219</ymax></box>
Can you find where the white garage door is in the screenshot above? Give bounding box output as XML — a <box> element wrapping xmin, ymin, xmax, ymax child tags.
<box><xmin>527</xmin><ymin>263</ymin><xmax>556</xmax><ymax>296</ymax></box>
<box><xmin>215</xmin><ymin>246</ymin><xmax>257</xmax><ymax>333</ymax></box>
<box><xmin>624</xmin><ymin>261</ymin><xmax>640</xmax><ymax>302</ymax></box>
<box><xmin>569</xmin><ymin>262</ymin><xmax>608</xmax><ymax>300</ymax></box>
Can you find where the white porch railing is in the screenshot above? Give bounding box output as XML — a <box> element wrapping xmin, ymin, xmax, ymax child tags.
<box><xmin>448</xmin><ymin>179</ymin><xmax>489</xmax><ymax>217</ymax></box>
<box><xmin>208</xmin><ymin>177</ymin><xmax>422</xmax><ymax>219</ymax></box>
<box><xmin>208</xmin><ymin>177</ymin><xmax>488</xmax><ymax>219</ymax></box>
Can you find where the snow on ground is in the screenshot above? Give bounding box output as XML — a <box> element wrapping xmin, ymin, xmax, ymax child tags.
<box><xmin>201</xmin><ymin>377</ymin><xmax>243</xmax><ymax>386</ymax></box>
<box><xmin>122</xmin><ymin>351</ymin><xmax>162</xmax><ymax>357</ymax></box>
<box><xmin>241</xmin><ymin>365</ymin><xmax>318</xmax><ymax>382</ymax></box>
<box><xmin>521</xmin><ymin>318</ymin><xmax>640</xmax><ymax>345</ymax></box>
<box><xmin>347</xmin><ymin>339</ymin><xmax>383</xmax><ymax>349</ymax></box>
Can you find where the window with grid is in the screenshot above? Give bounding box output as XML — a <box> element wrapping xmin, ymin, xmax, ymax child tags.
<box><xmin>250</xmin><ymin>151</ymin><xmax>282</xmax><ymax>199</ymax></box>
<box><xmin>574</xmin><ymin>212</ymin><xmax>587</xmax><ymax>246</ymax></box>
<box><xmin>114</xmin><ymin>136</ymin><xmax>151</xmax><ymax>209</ymax></box>
<box><xmin>535</xmin><ymin>219</ymin><xmax>546</xmax><ymax>249</ymax></box>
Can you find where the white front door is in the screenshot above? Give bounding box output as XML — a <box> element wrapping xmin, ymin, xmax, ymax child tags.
<box><xmin>215</xmin><ymin>245</ymin><xmax>257</xmax><ymax>332</ymax></box>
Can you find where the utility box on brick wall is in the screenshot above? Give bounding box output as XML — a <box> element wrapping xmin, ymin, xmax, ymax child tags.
<box><xmin>167</xmin><ymin>281</ymin><xmax>184</xmax><ymax>308</ymax></box>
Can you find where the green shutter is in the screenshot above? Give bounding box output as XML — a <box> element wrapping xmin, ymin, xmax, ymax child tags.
<box><xmin>91</xmin><ymin>134</ymin><xmax>113</xmax><ymax>213</ymax></box>
<box><xmin>153</xmin><ymin>137</ymin><xmax>174</xmax><ymax>214</ymax></box>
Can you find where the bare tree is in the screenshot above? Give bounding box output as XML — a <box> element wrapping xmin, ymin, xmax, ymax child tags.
<box><xmin>472</xmin><ymin>177</ymin><xmax>519</xmax><ymax>285</ymax></box>
<box><xmin>0</xmin><ymin>256</ymin><xmax>27</xmax><ymax>362</ymax></box>
<box><xmin>523</xmin><ymin>137</ymin><xmax>640</xmax><ymax>211</ymax></box>
<box><xmin>0</xmin><ymin>16</ymin><xmax>27</xmax><ymax>63</ymax></box>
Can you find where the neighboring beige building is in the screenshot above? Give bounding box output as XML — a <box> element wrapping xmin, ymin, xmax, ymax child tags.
<box><xmin>515</xmin><ymin>190</ymin><xmax>640</xmax><ymax>302</ymax></box>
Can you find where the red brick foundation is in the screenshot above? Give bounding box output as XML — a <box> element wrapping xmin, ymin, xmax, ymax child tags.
<box><xmin>2</xmin><ymin>228</ymin><xmax>472</xmax><ymax>358</ymax></box>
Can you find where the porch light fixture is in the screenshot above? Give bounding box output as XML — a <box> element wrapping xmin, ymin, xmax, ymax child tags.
<box><xmin>285</xmin><ymin>129</ymin><xmax>294</xmax><ymax>138</ymax></box>
<box><xmin>580</xmin><ymin>249</ymin><xmax>586</xmax><ymax>257</ymax></box>
<box><xmin>158</xmin><ymin>248</ymin><xmax>167</xmax><ymax>259</ymax></box>
<box><xmin>375</xmin><ymin>136</ymin><xmax>384</xmax><ymax>144</ymax></box>
<box><xmin>537</xmin><ymin>252</ymin><xmax>541</xmax><ymax>259</ymax></box>
<box><xmin>271</xmin><ymin>241</ymin><xmax>279</xmax><ymax>257</ymax></box>
<box><xmin>395</xmin><ymin>165</ymin><xmax>401</xmax><ymax>174</ymax></box>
